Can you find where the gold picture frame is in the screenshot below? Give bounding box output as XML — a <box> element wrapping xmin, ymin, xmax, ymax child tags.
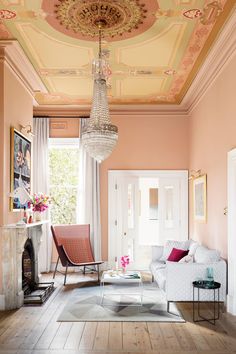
<box><xmin>10</xmin><ymin>127</ymin><xmax>31</xmax><ymax>211</ymax></box>
<box><xmin>193</xmin><ymin>174</ymin><xmax>207</xmax><ymax>223</ymax></box>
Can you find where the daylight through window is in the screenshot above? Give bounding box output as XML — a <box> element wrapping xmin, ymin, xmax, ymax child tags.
<box><xmin>49</xmin><ymin>138</ymin><xmax>80</xmax><ymax>224</ymax></box>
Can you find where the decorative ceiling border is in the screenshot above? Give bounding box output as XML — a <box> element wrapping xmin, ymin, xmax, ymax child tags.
<box><xmin>0</xmin><ymin>39</ymin><xmax>47</xmax><ymax>98</ymax></box>
<box><xmin>182</xmin><ymin>5</ymin><xmax>236</xmax><ymax>114</ymax></box>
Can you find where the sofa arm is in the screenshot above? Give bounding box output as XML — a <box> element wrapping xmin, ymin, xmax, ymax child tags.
<box><xmin>166</xmin><ymin>260</ymin><xmax>226</xmax><ymax>302</ymax></box>
<box><xmin>151</xmin><ymin>246</ymin><xmax>164</xmax><ymax>261</ymax></box>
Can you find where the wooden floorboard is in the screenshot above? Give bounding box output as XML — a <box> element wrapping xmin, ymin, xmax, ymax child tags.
<box><xmin>0</xmin><ymin>272</ymin><xmax>235</xmax><ymax>354</ymax></box>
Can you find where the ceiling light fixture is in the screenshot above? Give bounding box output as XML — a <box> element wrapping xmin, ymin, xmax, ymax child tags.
<box><xmin>81</xmin><ymin>25</ymin><xmax>118</xmax><ymax>163</ymax></box>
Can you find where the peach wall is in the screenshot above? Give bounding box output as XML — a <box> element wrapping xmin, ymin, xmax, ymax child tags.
<box><xmin>2</xmin><ymin>63</ymin><xmax>33</xmax><ymax>226</ymax></box>
<box><xmin>189</xmin><ymin>54</ymin><xmax>236</xmax><ymax>259</ymax></box>
<box><xmin>100</xmin><ymin>114</ymin><xmax>189</xmax><ymax>259</ymax></box>
<box><xmin>49</xmin><ymin>118</ymin><xmax>79</xmax><ymax>138</ymax></box>
<box><xmin>0</xmin><ymin>59</ymin><xmax>33</xmax><ymax>293</ymax></box>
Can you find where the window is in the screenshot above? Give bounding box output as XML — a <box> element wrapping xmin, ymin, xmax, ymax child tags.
<box><xmin>49</xmin><ymin>138</ymin><xmax>80</xmax><ymax>224</ymax></box>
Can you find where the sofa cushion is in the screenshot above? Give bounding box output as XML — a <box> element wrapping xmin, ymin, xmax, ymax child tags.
<box><xmin>194</xmin><ymin>246</ymin><xmax>220</xmax><ymax>263</ymax></box>
<box><xmin>155</xmin><ymin>268</ymin><xmax>166</xmax><ymax>291</ymax></box>
<box><xmin>167</xmin><ymin>248</ymin><xmax>189</xmax><ymax>262</ymax></box>
<box><xmin>149</xmin><ymin>260</ymin><xmax>166</xmax><ymax>274</ymax></box>
<box><xmin>160</xmin><ymin>240</ymin><xmax>191</xmax><ymax>261</ymax></box>
<box><xmin>188</xmin><ymin>241</ymin><xmax>199</xmax><ymax>256</ymax></box>
<box><xmin>178</xmin><ymin>254</ymin><xmax>194</xmax><ymax>263</ymax></box>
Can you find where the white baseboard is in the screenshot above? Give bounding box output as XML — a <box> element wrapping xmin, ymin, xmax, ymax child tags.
<box><xmin>0</xmin><ymin>295</ymin><xmax>5</xmax><ymax>310</ymax></box>
<box><xmin>227</xmin><ymin>294</ymin><xmax>236</xmax><ymax>315</ymax></box>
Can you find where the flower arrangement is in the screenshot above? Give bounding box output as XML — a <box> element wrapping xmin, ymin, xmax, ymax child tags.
<box><xmin>28</xmin><ymin>193</ymin><xmax>51</xmax><ymax>213</ymax></box>
<box><xmin>120</xmin><ymin>255</ymin><xmax>130</xmax><ymax>272</ymax></box>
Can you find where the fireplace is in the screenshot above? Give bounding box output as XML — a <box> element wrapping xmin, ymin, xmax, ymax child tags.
<box><xmin>22</xmin><ymin>239</ymin><xmax>36</xmax><ymax>295</ymax></box>
<box><xmin>22</xmin><ymin>238</ymin><xmax>54</xmax><ymax>305</ymax></box>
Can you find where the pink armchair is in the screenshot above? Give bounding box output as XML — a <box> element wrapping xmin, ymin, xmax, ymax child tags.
<box><xmin>51</xmin><ymin>224</ymin><xmax>103</xmax><ymax>285</ymax></box>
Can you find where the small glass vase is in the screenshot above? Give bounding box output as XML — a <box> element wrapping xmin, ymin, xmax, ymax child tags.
<box><xmin>122</xmin><ymin>266</ymin><xmax>126</xmax><ymax>274</ymax></box>
<box><xmin>34</xmin><ymin>211</ymin><xmax>42</xmax><ymax>222</ymax></box>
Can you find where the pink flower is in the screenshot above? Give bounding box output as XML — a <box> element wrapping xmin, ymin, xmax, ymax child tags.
<box><xmin>120</xmin><ymin>255</ymin><xmax>130</xmax><ymax>268</ymax></box>
<box><xmin>29</xmin><ymin>193</ymin><xmax>51</xmax><ymax>213</ymax></box>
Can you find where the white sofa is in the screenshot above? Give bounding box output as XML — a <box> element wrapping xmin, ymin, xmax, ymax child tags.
<box><xmin>150</xmin><ymin>240</ymin><xmax>227</xmax><ymax>311</ymax></box>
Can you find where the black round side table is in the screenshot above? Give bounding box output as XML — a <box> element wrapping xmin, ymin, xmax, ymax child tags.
<box><xmin>192</xmin><ymin>280</ymin><xmax>221</xmax><ymax>325</ymax></box>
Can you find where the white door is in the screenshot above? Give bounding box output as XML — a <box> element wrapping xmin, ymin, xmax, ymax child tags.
<box><xmin>120</xmin><ymin>177</ymin><xmax>139</xmax><ymax>268</ymax></box>
<box><xmin>227</xmin><ymin>148</ymin><xmax>236</xmax><ymax>315</ymax></box>
<box><xmin>158</xmin><ymin>178</ymin><xmax>182</xmax><ymax>244</ymax></box>
<box><xmin>108</xmin><ymin>170</ymin><xmax>188</xmax><ymax>270</ymax></box>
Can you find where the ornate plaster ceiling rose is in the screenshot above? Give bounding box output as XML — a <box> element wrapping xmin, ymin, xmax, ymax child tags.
<box><xmin>42</xmin><ymin>0</ymin><xmax>158</xmax><ymax>41</ymax></box>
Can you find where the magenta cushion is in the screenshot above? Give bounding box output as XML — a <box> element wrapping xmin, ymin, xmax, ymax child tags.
<box><xmin>167</xmin><ymin>248</ymin><xmax>189</xmax><ymax>262</ymax></box>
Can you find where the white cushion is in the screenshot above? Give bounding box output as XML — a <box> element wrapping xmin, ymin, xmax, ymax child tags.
<box><xmin>188</xmin><ymin>241</ymin><xmax>199</xmax><ymax>256</ymax></box>
<box><xmin>160</xmin><ymin>239</ymin><xmax>191</xmax><ymax>261</ymax></box>
<box><xmin>194</xmin><ymin>246</ymin><xmax>220</xmax><ymax>263</ymax></box>
<box><xmin>178</xmin><ymin>255</ymin><xmax>193</xmax><ymax>263</ymax></box>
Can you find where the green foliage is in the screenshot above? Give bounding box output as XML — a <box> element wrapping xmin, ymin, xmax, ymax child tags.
<box><xmin>49</xmin><ymin>147</ymin><xmax>79</xmax><ymax>224</ymax></box>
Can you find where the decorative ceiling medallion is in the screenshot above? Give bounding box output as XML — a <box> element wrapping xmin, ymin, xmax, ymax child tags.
<box><xmin>55</xmin><ymin>0</ymin><xmax>146</xmax><ymax>37</ymax></box>
<box><xmin>42</xmin><ymin>0</ymin><xmax>158</xmax><ymax>41</ymax></box>
<box><xmin>0</xmin><ymin>9</ymin><xmax>16</xmax><ymax>19</ymax></box>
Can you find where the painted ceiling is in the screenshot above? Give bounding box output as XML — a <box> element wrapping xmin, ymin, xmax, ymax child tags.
<box><xmin>0</xmin><ymin>0</ymin><xmax>235</xmax><ymax>106</ymax></box>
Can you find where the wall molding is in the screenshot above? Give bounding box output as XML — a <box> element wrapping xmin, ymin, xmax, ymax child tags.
<box><xmin>33</xmin><ymin>104</ymin><xmax>189</xmax><ymax>117</ymax></box>
<box><xmin>183</xmin><ymin>8</ymin><xmax>236</xmax><ymax>114</ymax></box>
<box><xmin>0</xmin><ymin>40</ymin><xmax>47</xmax><ymax>98</ymax></box>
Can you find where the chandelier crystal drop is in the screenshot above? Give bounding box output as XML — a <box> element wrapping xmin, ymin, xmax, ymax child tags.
<box><xmin>81</xmin><ymin>29</ymin><xmax>118</xmax><ymax>163</ymax></box>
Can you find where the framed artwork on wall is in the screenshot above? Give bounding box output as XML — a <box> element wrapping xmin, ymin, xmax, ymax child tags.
<box><xmin>10</xmin><ymin>127</ymin><xmax>31</xmax><ymax>211</ymax></box>
<box><xmin>193</xmin><ymin>174</ymin><xmax>207</xmax><ymax>223</ymax></box>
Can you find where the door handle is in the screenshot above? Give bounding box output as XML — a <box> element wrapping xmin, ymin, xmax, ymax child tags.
<box><xmin>123</xmin><ymin>232</ymin><xmax>127</xmax><ymax>236</ymax></box>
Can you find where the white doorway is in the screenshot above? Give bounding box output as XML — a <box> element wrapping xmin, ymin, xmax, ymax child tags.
<box><xmin>108</xmin><ymin>170</ymin><xmax>188</xmax><ymax>270</ymax></box>
<box><xmin>227</xmin><ymin>148</ymin><xmax>236</xmax><ymax>315</ymax></box>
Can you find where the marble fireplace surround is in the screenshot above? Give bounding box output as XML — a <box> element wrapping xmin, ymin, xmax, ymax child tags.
<box><xmin>0</xmin><ymin>221</ymin><xmax>49</xmax><ymax>310</ymax></box>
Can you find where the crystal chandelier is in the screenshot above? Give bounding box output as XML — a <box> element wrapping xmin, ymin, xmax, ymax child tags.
<box><xmin>81</xmin><ymin>27</ymin><xmax>118</xmax><ymax>163</ymax></box>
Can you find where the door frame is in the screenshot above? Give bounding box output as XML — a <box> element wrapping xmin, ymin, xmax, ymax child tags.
<box><xmin>227</xmin><ymin>148</ymin><xmax>236</xmax><ymax>315</ymax></box>
<box><xmin>108</xmin><ymin>170</ymin><xmax>188</xmax><ymax>268</ymax></box>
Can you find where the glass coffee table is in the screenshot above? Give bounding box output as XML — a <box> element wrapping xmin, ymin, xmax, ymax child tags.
<box><xmin>100</xmin><ymin>270</ymin><xmax>143</xmax><ymax>306</ymax></box>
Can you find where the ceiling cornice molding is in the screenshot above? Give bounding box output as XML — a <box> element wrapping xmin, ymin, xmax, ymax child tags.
<box><xmin>33</xmin><ymin>104</ymin><xmax>189</xmax><ymax>117</ymax></box>
<box><xmin>0</xmin><ymin>40</ymin><xmax>47</xmax><ymax>98</ymax></box>
<box><xmin>183</xmin><ymin>8</ymin><xmax>236</xmax><ymax>114</ymax></box>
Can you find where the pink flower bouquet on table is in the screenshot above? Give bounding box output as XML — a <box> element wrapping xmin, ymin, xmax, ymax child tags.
<box><xmin>120</xmin><ymin>255</ymin><xmax>130</xmax><ymax>273</ymax></box>
<box><xmin>28</xmin><ymin>193</ymin><xmax>51</xmax><ymax>212</ymax></box>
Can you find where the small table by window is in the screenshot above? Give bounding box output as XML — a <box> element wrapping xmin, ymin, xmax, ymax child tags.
<box><xmin>192</xmin><ymin>280</ymin><xmax>221</xmax><ymax>325</ymax></box>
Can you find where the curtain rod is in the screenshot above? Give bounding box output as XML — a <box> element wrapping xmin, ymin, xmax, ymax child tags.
<box><xmin>33</xmin><ymin>116</ymin><xmax>90</xmax><ymax>118</ymax></box>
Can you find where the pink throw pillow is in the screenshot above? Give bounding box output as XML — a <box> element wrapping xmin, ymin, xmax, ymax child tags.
<box><xmin>167</xmin><ymin>248</ymin><xmax>189</xmax><ymax>262</ymax></box>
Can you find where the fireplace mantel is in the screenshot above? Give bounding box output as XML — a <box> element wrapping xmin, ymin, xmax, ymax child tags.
<box><xmin>0</xmin><ymin>221</ymin><xmax>49</xmax><ymax>310</ymax></box>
